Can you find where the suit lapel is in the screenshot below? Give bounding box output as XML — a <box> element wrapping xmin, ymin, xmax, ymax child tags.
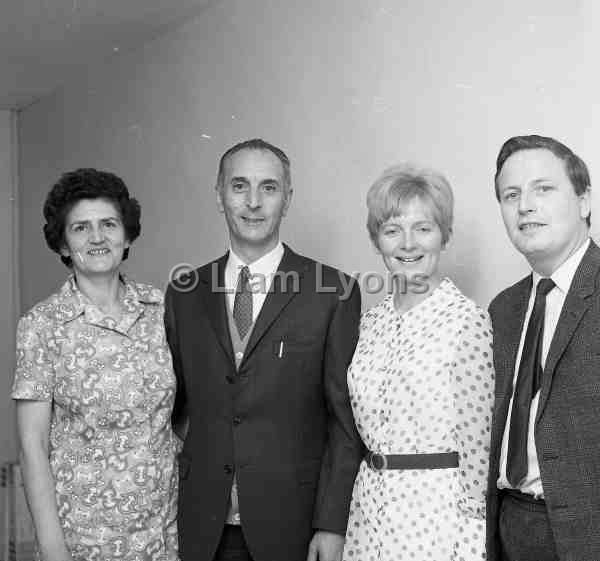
<box><xmin>500</xmin><ymin>278</ymin><xmax>531</xmax><ymax>399</ymax></box>
<box><xmin>537</xmin><ymin>241</ymin><xmax>600</xmax><ymax>421</ymax></box>
<box><xmin>198</xmin><ymin>253</ymin><xmax>235</xmax><ymax>364</ymax></box>
<box><xmin>492</xmin><ymin>277</ymin><xmax>531</xmax><ymax>453</ymax></box>
<box><xmin>242</xmin><ymin>245</ymin><xmax>308</xmax><ymax>362</ymax></box>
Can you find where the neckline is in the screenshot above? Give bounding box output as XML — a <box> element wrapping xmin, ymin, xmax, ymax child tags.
<box><xmin>390</xmin><ymin>277</ymin><xmax>451</xmax><ymax>319</ymax></box>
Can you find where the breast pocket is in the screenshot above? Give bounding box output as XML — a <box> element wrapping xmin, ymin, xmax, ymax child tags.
<box><xmin>272</xmin><ymin>338</ymin><xmax>320</xmax><ymax>358</ymax></box>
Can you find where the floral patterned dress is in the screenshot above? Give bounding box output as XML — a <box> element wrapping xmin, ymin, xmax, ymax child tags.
<box><xmin>343</xmin><ymin>278</ymin><xmax>494</xmax><ymax>561</ymax></box>
<box><xmin>12</xmin><ymin>275</ymin><xmax>180</xmax><ymax>561</ymax></box>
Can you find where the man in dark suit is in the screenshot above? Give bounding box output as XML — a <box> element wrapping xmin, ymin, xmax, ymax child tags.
<box><xmin>165</xmin><ymin>139</ymin><xmax>363</xmax><ymax>561</ymax></box>
<box><xmin>487</xmin><ymin>134</ymin><xmax>600</xmax><ymax>561</ymax></box>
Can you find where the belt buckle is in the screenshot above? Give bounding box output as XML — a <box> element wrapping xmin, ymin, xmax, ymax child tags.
<box><xmin>368</xmin><ymin>452</ymin><xmax>388</xmax><ymax>470</ymax></box>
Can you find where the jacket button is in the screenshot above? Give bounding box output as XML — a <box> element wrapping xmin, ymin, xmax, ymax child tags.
<box><xmin>233</xmin><ymin>416</ymin><xmax>242</xmax><ymax>426</ymax></box>
<box><xmin>224</xmin><ymin>464</ymin><xmax>233</xmax><ymax>474</ymax></box>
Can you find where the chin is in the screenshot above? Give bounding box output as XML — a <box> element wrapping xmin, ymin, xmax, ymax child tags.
<box><xmin>240</xmin><ymin>229</ymin><xmax>268</xmax><ymax>240</ymax></box>
<box><xmin>84</xmin><ymin>264</ymin><xmax>119</xmax><ymax>274</ymax></box>
<box><xmin>516</xmin><ymin>238</ymin><xmax>547</xmax><ymax>253</ymax></box>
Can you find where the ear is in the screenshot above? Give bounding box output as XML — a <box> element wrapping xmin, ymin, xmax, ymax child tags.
<box><xmin>59</xmin><ymin>244</ymin><xmax>71</xmax><ymax>258</ymax></box>
<box><xmin>216</xmin><ymin>186</ymin><xmax>225</xmax><ymax>213</ymax></box>
<box><xmin>281</xmin><ymin>188</ymin><xmax>293</xmax><ymax>216</ymax></box>
<box><xmin>442</xmin><ymin>228</ymin><xmax>453</xmax><ymax>250</ymax></box>
<box><xmin>579</xmin><ymin>188</ymin><xmax>591</xmax><ymax>221</ymax></box>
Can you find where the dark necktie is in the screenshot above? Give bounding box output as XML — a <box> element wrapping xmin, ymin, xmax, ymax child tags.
<box><xmin>233</xmin><ymin>266</ymin><xmax>253</xmax><ymax>339</ymax></box>
<box><xmin>507</xmin><ymin>277</ymin><xmax>555</xmax><ymax>487</ymax></box>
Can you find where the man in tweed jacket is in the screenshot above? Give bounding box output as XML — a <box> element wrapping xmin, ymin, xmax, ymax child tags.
<box><xmin>486</xmin><ymin>134</ymin><xmax>600</xmax><ymax>561</ymax></box>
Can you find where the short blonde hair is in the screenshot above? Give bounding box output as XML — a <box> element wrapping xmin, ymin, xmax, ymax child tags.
<box><xmin>366</xmin><ymin>163</ymin><xmax>454</xmax><ymax>248</ymax></box>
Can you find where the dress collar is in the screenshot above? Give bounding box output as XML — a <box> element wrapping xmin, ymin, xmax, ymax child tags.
<box><xmin>51</xmin><ymin>274</ymin><xmax>161</xmax><ymax>333</ymax></box>
<box><xmin>384</xmin><ymin>277</ymin><xmax>455</xmax><ymax>318</ymax></box>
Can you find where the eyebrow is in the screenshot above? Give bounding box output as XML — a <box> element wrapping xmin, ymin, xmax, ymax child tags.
<box><xmin>500</xmin><ymin>178</ymin><xmax>555</xmax><ymax>191</ymax></box>
<box><xmin>382</xmin><ymin>218</ymin><xmax>434</xmax><ymax>225</ymax></box>
<box><xmin>229</xmin><ymin>176</ymin><xmax>281</xmax><ymax>185</ymax></box>
<box><xmin>68</xmin><ymin>216</ymin><xmax>121</xmax><ymax>225</ymax></box>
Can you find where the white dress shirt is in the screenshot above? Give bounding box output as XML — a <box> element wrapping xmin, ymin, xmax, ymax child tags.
<box><xmin>224</xmin><ymin>242</ymin><xmax>285</xmax><ymax>321</ymax></box>
<box><xmin>498</xmin><ymin>238</ymin><xmax>590</xmax><ymax>497</ymax></box>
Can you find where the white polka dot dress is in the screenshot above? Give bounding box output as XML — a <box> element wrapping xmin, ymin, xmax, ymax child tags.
<box><xmin>344</xmin><ymin>278</ymin><xmax>494</xmax><ymax>561</ymax></box>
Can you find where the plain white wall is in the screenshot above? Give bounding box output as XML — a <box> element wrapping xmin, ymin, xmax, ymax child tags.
<box><xmin>17</xmin><ymin>0</ymin><xmax>600</xmax><ymax>313</ymax></box>
<box><xmin>0</xmin><ymin>110</ymin><xmax>18</xmax><ymax>462</ymax></box>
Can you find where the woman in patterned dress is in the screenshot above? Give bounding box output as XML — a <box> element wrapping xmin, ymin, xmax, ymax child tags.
<box><xmin>12</xmin><ymin>169</ymin><xmax>180</xmax><ymax>561</ymax></box>
<box><xmin>343</xmin><ymin>164</ymin><xmax>494</xmax><ymax>561</ymax></box>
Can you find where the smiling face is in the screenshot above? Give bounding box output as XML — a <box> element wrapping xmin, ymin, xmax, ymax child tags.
<box><xmin>497</xmin><ymin>148</ymin><xmax>590</xmax><ymax>276</ymax></box>
<box><xmin>376</xmin><ymin>196</ymin><xmax>444</xmax><ymax>287</ymax></box>
<box><xmin>61</xmin><ymin>198</ymin><xmax>129</xmax><ymax>280</ymax></box>
<box><xmin>217</xmin><ymin>148</ymin><xmax>292</xmax><ymax>263</ymax></box>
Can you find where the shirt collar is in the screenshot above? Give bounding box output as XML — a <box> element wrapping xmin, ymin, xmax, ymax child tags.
<box><xmin>532</xmin><ymin>237</ymin><xmax>590</xmax><ymax>294</ymax></box>
<box><xmin>226</xmin><ymin>242</ymin><xmax>284</xmax><ymax>288</ymax></box>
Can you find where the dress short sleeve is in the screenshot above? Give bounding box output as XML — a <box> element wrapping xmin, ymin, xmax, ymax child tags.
<box><xmin>12</xmin><ymin>315</ymin><xmax>56</xmax><ymax>401</ymax></box>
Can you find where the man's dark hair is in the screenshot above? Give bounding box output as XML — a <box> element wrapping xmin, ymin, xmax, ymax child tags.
<box><xmin>216</xmin><ymin>138</ymin><xmax>291</xmax><ymax>191</ymax></box>
<box><xmin>494</xmin><ymin>134</ymin><xmax>591</xmax><ymax>226</ymax></box>
<box><xmin>43</xmin><ymin>168</ymin><xmax>141</xmax><ymax>267</ymax></box>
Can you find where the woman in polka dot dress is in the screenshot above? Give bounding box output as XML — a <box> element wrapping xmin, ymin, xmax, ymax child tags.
<box><xmin>343</xmin><ymin>164</ymin><xmax>494</xmax><ymax>561</ymax></box>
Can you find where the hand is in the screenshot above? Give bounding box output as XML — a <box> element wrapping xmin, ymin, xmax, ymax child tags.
<box><xmin>306</xmin><ymin>531</ymin><xmax>345</xmax><ymax>561</ymax></box>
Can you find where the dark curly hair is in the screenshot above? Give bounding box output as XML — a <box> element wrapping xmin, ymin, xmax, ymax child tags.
<box><xmin>43</xmin><ymin>168</ymin><xmax>141</xmax><ymax>267</ymax></box>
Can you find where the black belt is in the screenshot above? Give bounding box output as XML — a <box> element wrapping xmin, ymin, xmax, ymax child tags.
<box><xmin>503</xmin><ymin>488</ymin><xmax>546</xmax><ymax>506</ymax></box>
<box><xmin>365</xmin><ymin>450</ymin><xmax>459</xmax><ymax>470</ymax></box>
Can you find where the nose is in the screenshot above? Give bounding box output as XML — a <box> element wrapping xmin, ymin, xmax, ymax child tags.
<box><xmin>89</xmin><ymin>224</ymin><xmax>105</xmax><ymax>243</ymax></box>
<box><xmin>246</xmin><ymin>186</ymin><xmax>262</xmax><ymax>209</ymax></box>
<box><xmin>401</xmin><ymin>230</ymin><xmax>416</xmax><ymax>250</ymax></box>
<box><xmin>518</xmin><ymin>189</ymin><xmax>536</xmax><ymax>214</ymax></box>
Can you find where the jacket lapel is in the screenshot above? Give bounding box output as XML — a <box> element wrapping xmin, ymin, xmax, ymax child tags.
<box><xmin>242</xmin><ymin>245</ymin><xmax>308</xmax><ymax>362</ymax></box>
<box><xmin>198</xmin><ymin>253</ymin><xmax>235</xmax><ymax>364</ymax></box>
<box><xmin>537</xmin><ymin>241</ymin><xmax>600</xmax><ymax>421</ymax></box>
<box><xmin>502</xmin><ymin>279</ymin><xmax>531</xmax><ymax>398</ymax></box>
<box><xmin>492</xmin><ymin>277</ymin><xmax>531</xmax><ymax>449</ymax></box>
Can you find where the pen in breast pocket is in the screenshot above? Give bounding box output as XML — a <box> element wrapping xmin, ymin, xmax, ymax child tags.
<box><xmin>278</xmin><ymin>340</ymin><xmax>284</xmax><ymax>358</ymax></box>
